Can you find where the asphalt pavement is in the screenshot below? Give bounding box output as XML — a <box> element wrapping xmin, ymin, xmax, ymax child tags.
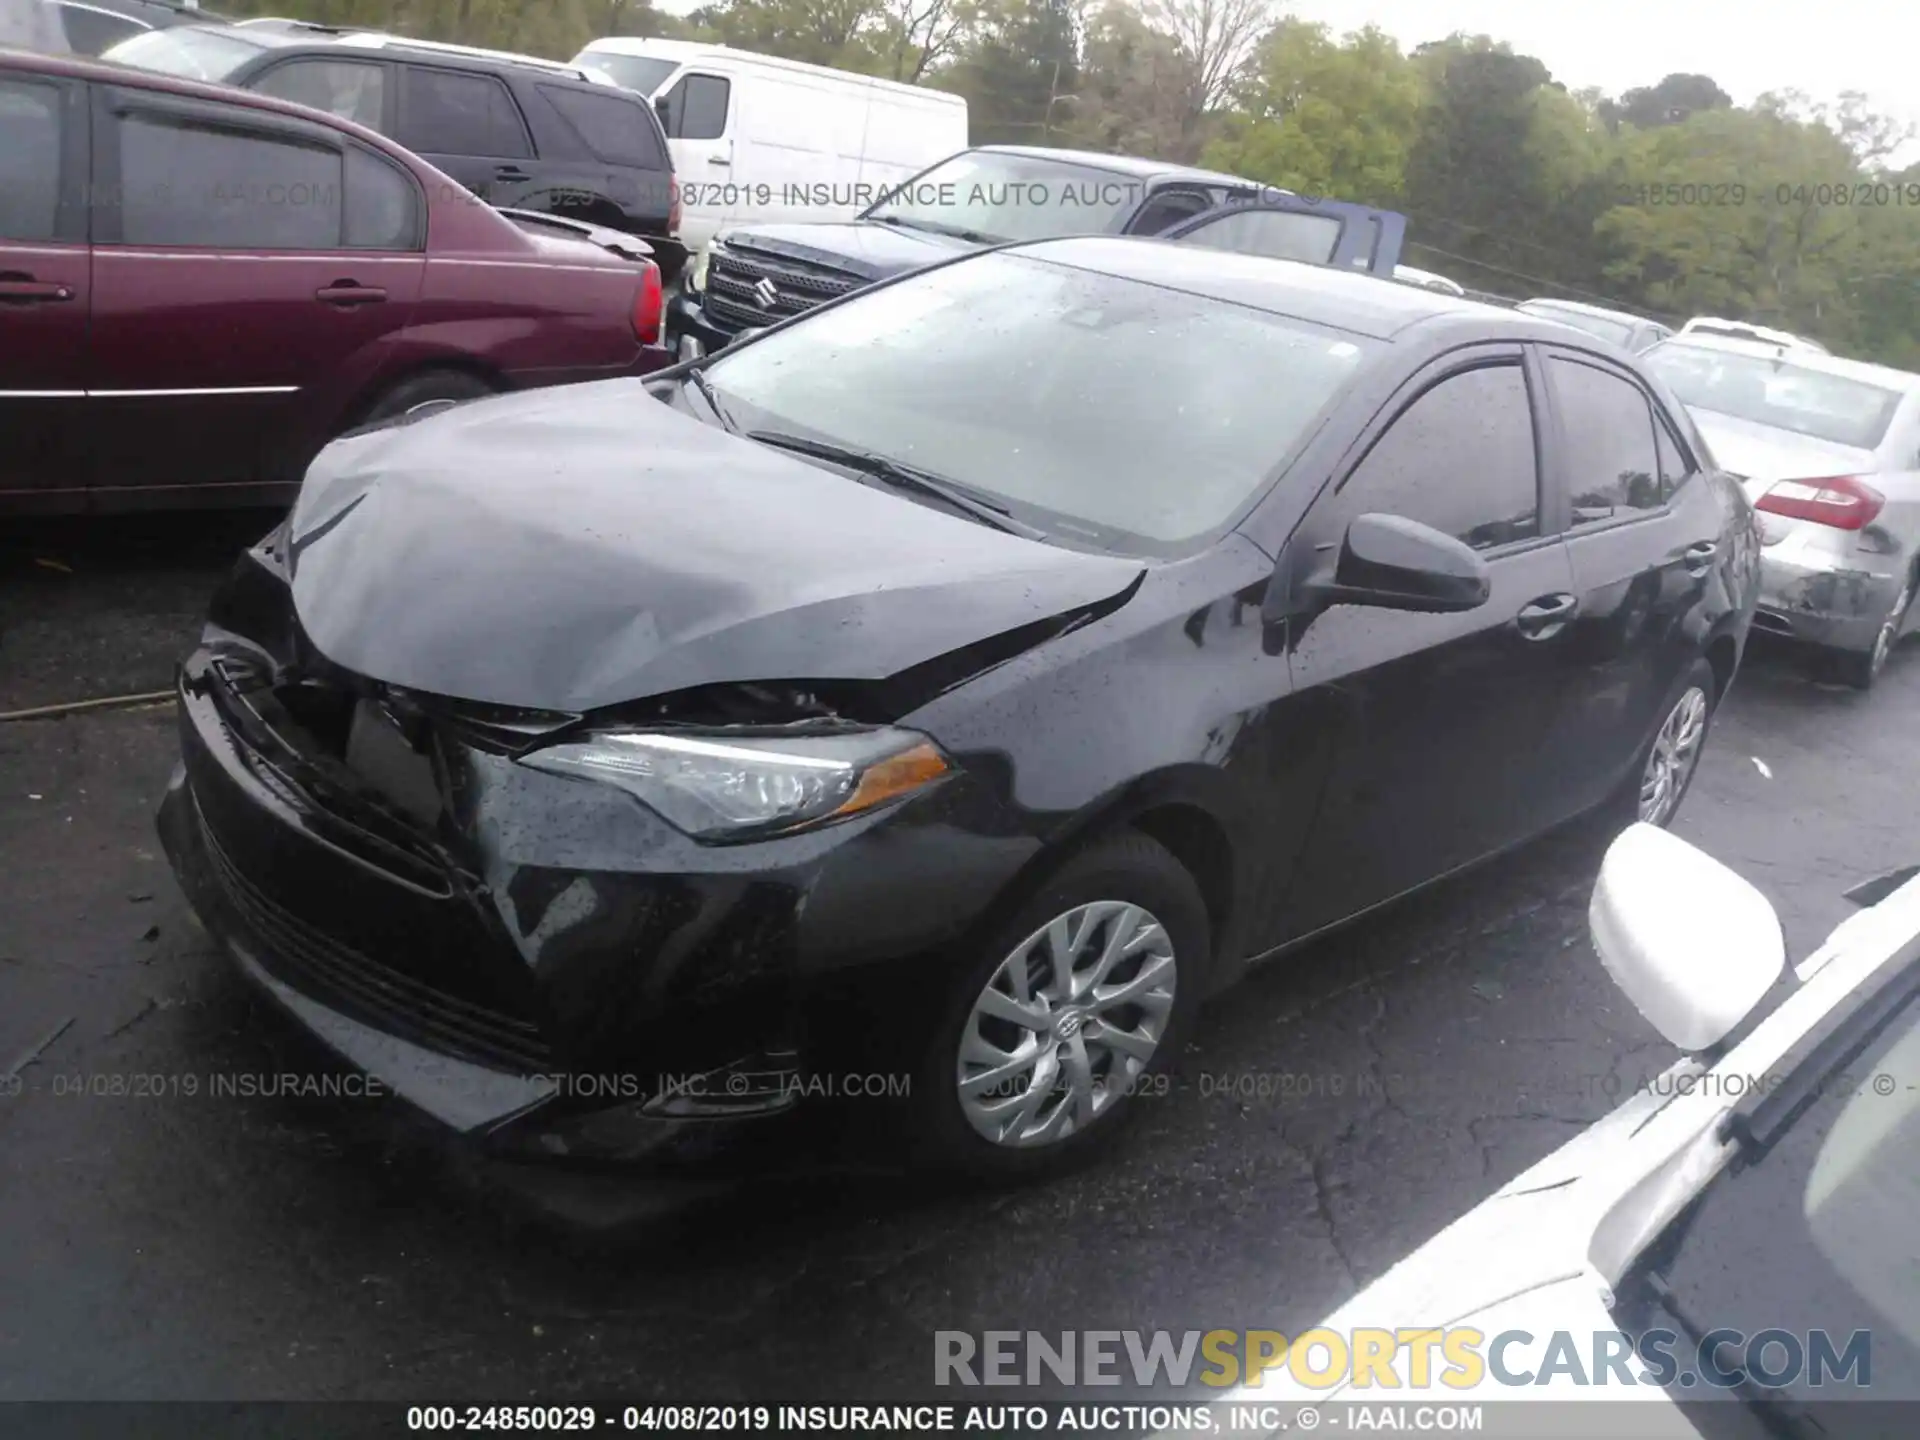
<box><xmin>2</xmin><ymin>513</ymin><xmax>1915</xmax><ymax>1404</ymax></box>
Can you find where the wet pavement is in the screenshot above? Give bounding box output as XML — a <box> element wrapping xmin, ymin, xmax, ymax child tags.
<box><xmin>3</xmin><ymin>514</ymin><xmax>1916</xmax><ymax>1403</ymax></box>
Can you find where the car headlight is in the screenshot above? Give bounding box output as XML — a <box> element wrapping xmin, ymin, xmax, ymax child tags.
<box><xmin>517</xmin><ymin>727</ymin><xmax>949</xmax><ymax>841</ymax></box>
<box><xmin>690</xmin><ymin>237</ymin><xmax>725</xmax><ymax>292</ymax></box>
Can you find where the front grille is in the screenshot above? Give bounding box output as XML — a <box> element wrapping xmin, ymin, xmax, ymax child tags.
<box><xmin>705</xmin><ymin>246</ymin><xmax>862</xmax><ymax>331</ymax></box>
<box><xmin>197</xmin><ymin>798</ymin><xmax>554</xmax><ymax>1075</ymax></box>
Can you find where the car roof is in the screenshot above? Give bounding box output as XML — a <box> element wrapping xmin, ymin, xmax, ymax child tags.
<box><xmin>1518</xmin><ymin>297</ymin><xmax>1657</xmax><ymax>326</ymax></box>
<box><xmin>1011</xmin><ymin>235</ymin><xmax>1601</xmax><ymax>344</ymax></box>
<box><xmin>1649</xmin><ymin>332</ymin><xmax>1920</xmax><ymax>394</ymax></box>
<box><xmin>973</xmin><ymin>144</ymin><xmax>1258</xmax><ymax>191</ymax></box>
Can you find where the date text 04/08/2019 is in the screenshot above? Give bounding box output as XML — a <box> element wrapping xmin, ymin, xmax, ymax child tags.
<box><xmin>1613</xmin><ymin>181</ymin><xmax>1920</xmax><ymax>207</ymax></box>
<box><xmin>404</xmin><ymin>1404</ymin><xmax>1283</xmax><ymax>1433</ymax></box>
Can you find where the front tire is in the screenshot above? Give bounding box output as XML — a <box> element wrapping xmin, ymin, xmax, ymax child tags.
<box><xmin>912</xmin><ymin>830</ymin><xmax>1209</xmax><ymax>1182</ymax></box>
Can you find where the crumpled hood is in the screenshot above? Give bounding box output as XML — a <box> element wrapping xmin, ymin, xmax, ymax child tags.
<box><xmin>1688</xmin><ymin>408</ymin><xmax>1877</xmax><ymax>501</ymax></box>
<box><xmin>285</xmin><ymin>379</ymin><xmax>1143</xmax><ymax>712</ymax></box>
<box><xmin>722</xmin><ymin>220</ymin><xmax>973</xmax><ymax>281</ymax></box>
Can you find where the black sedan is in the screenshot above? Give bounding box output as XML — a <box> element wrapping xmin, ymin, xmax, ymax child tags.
<box><xmin>158</xmin><ymin>237</ymin><xmax>1761</xmax><ymax>1181</ymax></box>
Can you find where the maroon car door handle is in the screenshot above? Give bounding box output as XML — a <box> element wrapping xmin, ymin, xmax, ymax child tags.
<box><xmin>316</xmin><ymin>283</ymin><xmax>388</xmax><ymax>306</ymax></box>
<box><xmin>0</xmin><ymin>277</ymin><xmax>75</xmax><ymax>304</ymax></box>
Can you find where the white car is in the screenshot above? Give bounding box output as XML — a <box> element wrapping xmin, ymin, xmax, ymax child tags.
<box><xmin>1681</xmin><ymin>316</ymin><xmax>1829</xmax><ymax>355</ymax></box>
<box><xmin>1160</xmin><ymin>823</ymin><xmax>1920</xmax><ymax>1435</ymax></box>
<box><xmin>1641</xmin><ymin>333</ymin><xmax>1920</xmax><ymax>688</ymax></box>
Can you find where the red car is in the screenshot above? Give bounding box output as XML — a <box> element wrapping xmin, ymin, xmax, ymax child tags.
<box><xmin>0</xmin><ymin>48</ymin><xmax>669</xmax><ymax>515</ymax></box>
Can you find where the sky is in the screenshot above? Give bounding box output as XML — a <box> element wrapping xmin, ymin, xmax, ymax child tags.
<box><xmin>655</xmin><ymin>0</ymin><xmax>1920</xmax><ymax>163</ymax></box>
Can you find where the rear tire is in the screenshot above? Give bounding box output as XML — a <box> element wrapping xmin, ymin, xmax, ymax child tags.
<box><xmin>355</xmin><ymin>369</ymin><xmax>496</xmax><ymax>429</ymax></box>
<box><xmin>1833</xmin><ymin>570</ymin><xmax>1916</xmax><ymax>691</ymax></box>
<box><xmin>1608</xmin><ymin>656</ymin><xmax>1718</xmax><ymax>830</ymax></box>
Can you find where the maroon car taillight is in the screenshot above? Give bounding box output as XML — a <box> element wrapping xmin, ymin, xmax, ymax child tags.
<box><xmin>1755</xmin><ymin>475</ymin><xmax>1884</xmax><ymax>530</ymax></box>
<box><xmin>632</xmin><ymin>264</ymin><xmax>664</xmax><ymax>345</ymax></box>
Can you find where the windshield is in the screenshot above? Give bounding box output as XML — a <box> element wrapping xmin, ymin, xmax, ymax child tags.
<box><xmin>863</xmin><ymin>151</ymin><xmax>1157</xmax><ymax>244</ymax></box>
<box><xmin>1643</xmin><ymin>342</ymin><xmax>1904</xmax><ymax>450</ymax></box>
<box><xmin>1617</xmin><ymin>990</ymin><xmax>1920</xmax><ymax>1421</ymax></box>
<box><xmin>701</xmin><ymin>250</ymin><xmax>1374</xmax><ymax>553</ymax></box>
<box><xmin>103</xmin><ymin>26</ymin><xmax>271</xmax><ymax>80</ymax></box>
<box><xmin>575</xmin><ymin>51</ymin><xmax>678</xmax><ymax>97</ymax></box>
<box><xmin>1521</xmin><ymin>302</ymin><xmax>1637</xmax><ymax>348</ymax></box>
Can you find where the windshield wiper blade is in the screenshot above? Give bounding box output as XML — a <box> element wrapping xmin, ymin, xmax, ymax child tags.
<box><xmin>683</xmin><ymin>367</ymin><xmax>737</xmax><ymax>432</ymax></box>
<box><xmin>747</xmin><ymin>430</ymin><xmax>1044</xmax><ymax>540</ymax></box>
<box><xmin>868</xmin><ymin>214</ymin><xmax>998</xmax><ymax>244</ymax></box>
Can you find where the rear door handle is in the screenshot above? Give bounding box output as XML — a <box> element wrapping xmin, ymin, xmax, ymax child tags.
<box><xmin>1683</xmin><ymin>540</ymin><xmax>1719</xmax><ymax>575</ymax></box>
<box><xmin>494</xmin><ymin>165</ymin><xmax>530</xmax><ymax>182</ymax></box>
<box><xmin>0</xmin><ymin>278</ymin><xmax>75</xmax><ymax>304</ymax></box>
<box><xmin>1515</xmin><ymin>593</ymin><xmax>1579</xmax><ymax>640</ymax></box>
<box><xmin>316</xmin><ymin>283</ymin><xmax>387</xmax><ymax>306</ymax></box>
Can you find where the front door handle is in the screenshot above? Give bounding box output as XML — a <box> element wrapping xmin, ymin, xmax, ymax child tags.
<box><xmin>1516</xmin><ymin>593</ymin><xmax>1579</xmax><ymax>640</ymax></box>
<box><xmin>494</xmin><ymin>165</ymin><xmax>530</xmax><ymax>182</ymax></box>
<box><xmin>708</xmin><ymin>154</ymin><xmax>731</xmax><ymax>166</ymax></box>
<box><xmin>0</xmin><ymin>277</ymin><xmax>75</xmax><ymax>304</ymax></box>
<box><xmin>316</xmin><ymin>283</ymin><xmax>387</xmax><ymax>306</ymax></box>
<box><xmin>1682</xmin><ymin>540</ymin><xmax>1719</xmax><ymax>576</ymax></box>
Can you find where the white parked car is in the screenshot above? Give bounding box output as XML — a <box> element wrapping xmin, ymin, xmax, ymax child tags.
<box><xmin>1641</xmin><ymin>333</ymin><xmax>1920</xmax><ymax>688</ymax></box>
<box><xmin>1160</xmin><ymin>823</ymin><xmax>1920</xmax><ymax>1435</ymax></box>
<box><xmin>1518</xmin><ymin>297</ymin><xmax>1674</xmax><ymax>353</ymax></box>
<box><xmin>571</xmin><ymin>38</ymin><xmax>970</xmax><ymax>252</ymax></box>
<box><xmin>1680</xmin><ymin>316</ymin><xmax>1829</xmax><ymax>354</ymax></box>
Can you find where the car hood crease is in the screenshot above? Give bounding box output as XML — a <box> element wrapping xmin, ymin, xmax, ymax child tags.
<box><xmin>286</xmin><ymin>378</ymin><xmax>1144</xmax><ymax>712</ymax></box>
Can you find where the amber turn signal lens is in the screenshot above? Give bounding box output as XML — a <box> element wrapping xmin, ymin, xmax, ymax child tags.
<box><xmin>830</xmin><ymin>742</ymin><xmax>949</xmax><ymax>818</ymax></box>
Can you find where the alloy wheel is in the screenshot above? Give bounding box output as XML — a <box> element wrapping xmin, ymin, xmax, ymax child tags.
<box><xmin>1638</xmin><ymin>685</ymin><xmax>1710</xmax><ymax>825</ymax></box>
<box><xmin>955</xmin><ymin>900</ymin><xmax>1177</xmax><ymax>1149</ymax></box>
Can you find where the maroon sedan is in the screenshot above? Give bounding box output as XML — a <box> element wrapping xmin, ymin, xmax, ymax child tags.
<box><xmin>0</xmin><ymin>48</ymin><xmax>669</xmax><ymax>515</ymax></box>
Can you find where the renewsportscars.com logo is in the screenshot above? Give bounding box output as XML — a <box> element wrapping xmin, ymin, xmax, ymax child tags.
<box><xmin>934</xmin><ymin>1327</ymin><xmax>1874</xmax><ymax>1391</ymax></box>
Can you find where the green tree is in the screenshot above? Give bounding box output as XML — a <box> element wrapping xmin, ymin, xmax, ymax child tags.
<box><xmin>1058</xmin><ymin>1</ymin><xmax>1200</xmax><ymax>161</ymax></box>
<box><xmin>1201</xmin><ymin>21</ymin><xmax>1423</xmax><ymax>205</ymax></box>
<box><xmin>941</xmin><ymin>0</ymin><xmax>1078</xmax><ymax>144</ymax></box>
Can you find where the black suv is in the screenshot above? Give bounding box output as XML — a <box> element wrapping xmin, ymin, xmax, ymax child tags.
<box><xmin>670</xmin><ymin>145</ymin><xmax>1408</xmax><ymax>359</ymax></box>
<box><xmin>103</xmin><ymin>24</ymin><xmax>687</xmax><ymax>279</ymax></box>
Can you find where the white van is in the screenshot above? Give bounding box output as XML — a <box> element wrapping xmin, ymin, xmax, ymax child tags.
<box><xmin>570</xmin><ymin>38</ymin><xmax>968</xmax><ymax>251</ymax></box>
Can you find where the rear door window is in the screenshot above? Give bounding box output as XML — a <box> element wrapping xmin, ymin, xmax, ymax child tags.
<box><xmin>398</xmin><ymin>65</ymin><xmax>531</xmax><ymax>158</ymax></box>
<box><xmin>0</xmin><ymin>75</ymin><xmax>62</xmax><ymax>242</ymax></box>
<box><xmin>538</xmin><ymin>84</ymin><xmax>665</xmax><ymax>168</ymax></box>
<box><xmin>115</xmin><ymin>108</ymin><xmax>345</xmax><ymax>249</ymax></box>
<box><xmin>1551</xmin><ymin>357</ymin><xmax>1666</xmax><ymax>524</ymax></box>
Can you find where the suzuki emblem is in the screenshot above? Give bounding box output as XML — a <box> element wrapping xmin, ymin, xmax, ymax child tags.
<box><xmin>752</xmin><ymin>276</ymin><xmax>781</xmax><ymax>309</ymax></box>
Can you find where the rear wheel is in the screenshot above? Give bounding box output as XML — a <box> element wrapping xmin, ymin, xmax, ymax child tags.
<box><xmin>355</xmin><ymin>369</ymin><xmax>496</xmax><ymax>429</ymax></box>
<box><xmin>1611</xmin><ymin>656</ymin><xmax>1717</xmax><ymax>829</ymax></box>
<box><xmin>911</xmin><ymin>830</ymin><xmax>1208</xmax><ymax>1182</ymax></box>
<box><xmin>1833</xmin><ymin>570</ymin><xmax>1916</xmax><ymax>691</ymax></box>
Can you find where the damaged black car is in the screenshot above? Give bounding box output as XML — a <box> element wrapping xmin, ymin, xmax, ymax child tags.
<box><xmin>159</xmin><ymin>236</ymin><xmax>1759</xmax><ymax>1180</ymax></box>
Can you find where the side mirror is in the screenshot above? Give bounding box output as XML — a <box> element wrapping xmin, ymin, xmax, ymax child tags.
<box><xmin>653</xmin><ymin>94</ymin><xmax>673</xmax><ymax>133</ymax></box>
<box><xmin>1589</xmin><ymin>824</ymin><xmax>1785</xmax><ymax>1050</ymax></box>
<box><xmin>1310</xmin><ymin>513</ymin><xmax>1491</xmax><ymax>614</ymax></box>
